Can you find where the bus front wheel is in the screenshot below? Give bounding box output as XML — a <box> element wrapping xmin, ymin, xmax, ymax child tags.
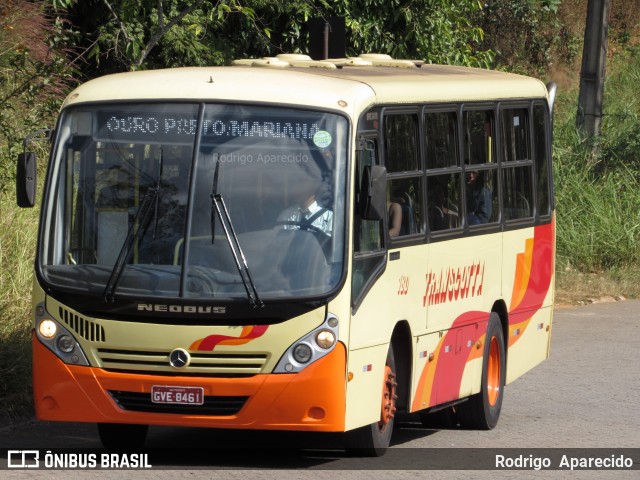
<box><xmin>458</xmin><ymin>313</ymin><xmax>505</xmax><ymax>430</ymax></box>
<box><xmin>345</xmin><ymin>345</ymin><xmax>397</xmax><ymax>456</ymax></box>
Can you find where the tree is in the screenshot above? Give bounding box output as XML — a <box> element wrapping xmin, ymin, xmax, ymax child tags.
<box><xmin>55</xmin><ymin>0</ymin><xmax>277</xmax><ymax>72</ymax></box>
<box><xmin>54</xmin><ymin>0</ymin><xmax>495</xmax><ymax>76</ymax></box>
<box><xmin>0</xmin><ymin>0</ymin><xmax>76</xmax><ymax>189</ymax></box>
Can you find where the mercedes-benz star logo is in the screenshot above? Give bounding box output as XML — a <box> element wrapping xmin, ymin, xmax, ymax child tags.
<box><xmin>169</xmin><ymin>348</ymin><xmax>190</xmax><ymax>369</ymax></box>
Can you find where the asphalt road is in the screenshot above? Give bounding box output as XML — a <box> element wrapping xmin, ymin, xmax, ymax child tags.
<box><xmin>2</xmin><ymin>300</ymin><xmax>639</xmax><ymax>478</ymax></box>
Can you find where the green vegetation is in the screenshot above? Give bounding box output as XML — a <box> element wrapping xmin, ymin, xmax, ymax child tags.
<box><xmin>553</xmin><ymin>43</ymin><xmax>640</xmax><ymax>304</ymax></box>
<box><xmin>1</xmin><ymin>0</ymin><xmax>639</xmax><ymax>422</ymax></box>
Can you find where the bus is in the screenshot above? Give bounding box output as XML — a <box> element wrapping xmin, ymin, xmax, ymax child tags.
<box><xmin>17</xmin><ymin>53</ymin><xmax>556</xmax><ymax>455</ymax></box>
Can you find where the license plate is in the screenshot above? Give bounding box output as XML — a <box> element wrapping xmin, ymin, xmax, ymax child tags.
<box><xmin>151</xmin><ymin>385</ymin><xmax>204</xmax><ymax>405</ymax></box>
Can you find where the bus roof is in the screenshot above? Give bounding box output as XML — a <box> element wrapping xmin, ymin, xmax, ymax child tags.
<box><xmin>62</xmin><ymin>55</ymin><xmax>548</xmax><ymax>113</ymax></box>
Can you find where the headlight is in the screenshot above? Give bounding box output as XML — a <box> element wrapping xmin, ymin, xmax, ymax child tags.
<box><xmin>315</xmin><ymin>330</ymin><xmax>336</xmax><ymax>349</ymax></box>
<box><xmin>38</xmin><ymin>319</ymin><xmax>57</xmax><ymax>338</ymax></box>
<box><xmin>274</xmin><ymin>313</ymin><xmax>339</xmax><ymax>373</ymax></box>
<box><xmin>56</xmin><ymin>335</ymin><xmax>75</xmax><ymax>353</ymax></box>
<box><xmin>34</xmin><ymin>302</ymin><xmax>89</xmax><ymax>366</ymax></box>
<box><xmin>293</xmin><ymin>343</ymin><xmax>313</xmax><ymax>364</ymax></box>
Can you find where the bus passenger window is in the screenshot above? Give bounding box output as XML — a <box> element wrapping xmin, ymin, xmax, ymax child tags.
<box><xmin>425</xmin><ymin>111</ymin><xmax>458</xmax><ymax>170</ymax></box>
<box><xmin>466</xmin><ymin>170</ymin><xmax>497</xmax><ymax>225</ymax></box>
<box><xmin>384</xmin><ymin>114</ymin><xmax>419</xmax><ymax>173</ymax></box>
<box><xmin>464</xmin><ymin>110</ymin><xmax>495</xmax><ymax>165</ymax></box>
<box><xmin>428</xmin><ymin>174</ymin><xmax>461</xmax><ymax>231</ymax></box>
<box><xmin>501</xmin><ymin>108</ymin><xmax>529</xmax><ymax>162</ymax></box>
<box><xmin>388</xmin><ymin>178</ymin><xmax>422</xmax><ymax>236</ymax></box>
<box><xmin>501</xmin><ymin>108</ymin><xmax>533</xmax><ymax>221</ymax></box>
<box><xmin>352</xmin><ymin>138</ymin><xmax>385</xmax><ymax>303</ymax></box>
<box><xmin>384</xmin><ymin>113</ymin><xmax>423</xmax><ymax>238</ymax></box>
<box><xmin>463</xmin><ymin>109</ymin><xmax>499</xmax><ymax>226</ymax></box>
<box><xmin>503</xmin><ymin>167</ymin><xmax>533</xmax><ymax>220</ymax></box>
<box><xmin>534</xmin><ymin>104</ymin><xmax>551</xmax><ymax>217</ymax></box>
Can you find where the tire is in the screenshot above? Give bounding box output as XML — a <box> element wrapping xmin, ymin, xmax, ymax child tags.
<box><xmin>345</xmin><ymin>345</ymin><xmax>398</xmax><ymax>457</ymax></box>
<box><xmin>458</xmin><ymin>313</ymin><xmax>505</xmax><ymax>430</ymax></box>
<box><xmin>97</xmin><ymin>423</ymin><xmax>148</xmax><ymax>450</ymax></box>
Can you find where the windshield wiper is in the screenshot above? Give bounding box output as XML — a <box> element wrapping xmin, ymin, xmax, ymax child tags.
<box><xmin>103</xmin><ymin>186</ymin><xmax>159</xmax><ymax>303</ymax></box>
<box><xmin>210</xmin><ymin>164</ymin><xmax>264</xmax><ymax>309</ymax></box>
<box><xmin>104</xmin><ymin>152</ymin><xmax>164</xmax><ymax>303</ymax></box>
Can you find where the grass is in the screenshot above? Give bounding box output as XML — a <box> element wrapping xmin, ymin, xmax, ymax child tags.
<box><xmin>552</xmin><ymin>45</ymin><xmax>640</xmax><ymax>275</ymax></box>
<box><xmin>0</xmin><ymin>188</ymin><xmax>39</xmax><ymax>422</ymax></box>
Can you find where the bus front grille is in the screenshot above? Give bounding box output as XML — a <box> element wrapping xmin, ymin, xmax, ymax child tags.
<box><xmin>96</xmin><ymin>348</ymin><xmax>268</xmax><ymax>376</ymax></box>
<box><xmin>108</xmin><ymin>390</ymin><xmax>248</xmax><ymax>416</ymax></box>
<box><xmin>59</xmin><ymin>307</ymin><xmax>106</xmax><ymax>343</ymax></box>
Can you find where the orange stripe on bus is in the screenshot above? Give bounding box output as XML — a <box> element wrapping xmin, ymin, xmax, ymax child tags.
<box><xmin>189</xmin><ymin>325</ymin><xmax>269</xmax><ymax>351</ymax></box>
<box><xmin>33</xmin><ymin>333</ymin><xmax>346</xmax><ymax>431</ymax></box>
<box><xmin>510</xmin><ymin>237</ymin><xmax>535</xmax><ymax>312</ymax></box>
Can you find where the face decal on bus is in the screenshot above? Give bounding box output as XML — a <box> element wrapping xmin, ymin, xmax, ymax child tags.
<box><xmin>189</xmin><ymin>325</ymin><xmax>269</xmax><ymax>351</ymax></box>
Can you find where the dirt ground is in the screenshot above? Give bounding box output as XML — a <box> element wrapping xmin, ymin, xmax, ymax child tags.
<box><xmin>555</xmin><ymin>268</ymin><xmax>640</xmax><ymax>307</ymax></box>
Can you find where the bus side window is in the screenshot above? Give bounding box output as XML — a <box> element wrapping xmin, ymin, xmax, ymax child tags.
<box><xmin>463</xmin><ymin>109</ymin><xmax>499</xmax><ymax>225</ymax></box>
<box><xmin>352</xmin><ymin>138</ymin><xmax>385</xmax><ymax>305</ymax></box>
<box><xmin>427</xmin><ymin>174</ymin><xmax>461</xmax><ymax>231</ymax></box>
<box><xmin>533</xmin><ymin>103</ymin><xmax>551</xmax><ymax>218</ymax></box>
<box><xmin>384</xmin><ymin>113</ymin><xmax>423</xmax><ymax>237</ymax></box>
<box><xmin>464</xmin><ymin>110</ymin><xmax>495</xmax><ymax>165</ymax></box>
<box><xmin>501</xmin><ymin>108</ymin><xmax>533</xmax><ymax>221</ymax></box>
<box><xmin>354</xmin><ymin>139</ymin><xmax>383</xmax><ymax>253</ymax></box>
<box><xmin>425</xmin><ymin>111</ymin><xmax>462</xmax><ymax>232</ymax></box>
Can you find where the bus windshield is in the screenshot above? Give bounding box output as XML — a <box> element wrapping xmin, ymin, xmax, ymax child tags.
<box><xmin>40</xmin><ymin>103</ymin><xmax>348</xmax><ymax>302</ymax></box>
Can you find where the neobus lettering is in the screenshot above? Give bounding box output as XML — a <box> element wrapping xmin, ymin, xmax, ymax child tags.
<box><xmin>423</xmin><ymin>261</ymin><xmax>485</xmax><ymax>307</ymax></box>
<box><xmin>137</xmin><ymin>304</ymin><xmax>226</xmax><ymax>314</ymax></box>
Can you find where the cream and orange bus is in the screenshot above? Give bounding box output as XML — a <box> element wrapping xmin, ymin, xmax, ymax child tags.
<box><xmin>17</xmin><ymin>53</ymin><xmax>556</xmax><ymax>455</ymax></box>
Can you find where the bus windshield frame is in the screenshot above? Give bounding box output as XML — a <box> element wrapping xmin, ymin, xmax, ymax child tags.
<box><xmin>38</xmin><ymin>102</ymin><xmax>349</xmax><ymax>308</ymax></box>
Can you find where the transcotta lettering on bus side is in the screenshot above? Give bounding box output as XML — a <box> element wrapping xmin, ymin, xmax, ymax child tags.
<box><xmin>137</xmin><ymin>304</ymin><xmax>226</xmax><ymax>314</ymax></box>
<box><xmin>422</xmin><ymin>261</ymin><xmax>485</xmax><ymax>307</ymax></box>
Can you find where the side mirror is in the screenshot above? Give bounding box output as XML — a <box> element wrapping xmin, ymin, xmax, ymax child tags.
<box><xmin>16</xmin><ymin>152</ymin><xmax>37</xmax><ymax>208</ymax></box>
<box><xmin>359</xmin><ymin>164</ymin><xmax>387</xmax><ymax>221</ymax></box>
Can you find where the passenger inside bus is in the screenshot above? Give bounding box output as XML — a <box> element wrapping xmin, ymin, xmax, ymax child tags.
<box><xmin>387</xmin><ymin>184</ymin><xmax>420</xmax><ymax>237</ymax></box>
<box><xmin>387</xmin><ymin>190</ymin><xmax>403</xmax><ymax>237</ymax></box>
<box><xmin>428</xmin><ymin>181</ymin><xmax>459</xmax><ymax>231</ymax></box>
<box><xmin>276</xmin><ymin>170</ymin><xmax>333</xmax><ymax>236</ymax></box>
<box><xmin>466</xmin><ymin>170</ymin><xmax>492</xmax><ymax>225</ymax></box>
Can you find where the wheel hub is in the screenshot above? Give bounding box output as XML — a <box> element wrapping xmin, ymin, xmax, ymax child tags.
<box><xmin>379</xmin><ymin>366</ymin><xmax>398</xmax><ymax>428</ymax></box>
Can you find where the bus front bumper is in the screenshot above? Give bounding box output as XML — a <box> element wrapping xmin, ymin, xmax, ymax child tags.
<box><xmin>32</xmin><ymin>333</ymin><xmax>346</xmax><ymax>432</ymax></box>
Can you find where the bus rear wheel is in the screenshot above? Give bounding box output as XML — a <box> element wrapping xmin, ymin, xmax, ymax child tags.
<box><xmin>458</xmin><ymin>313</ymin><xmax>505</xmax><ymax>430</ymax></box>
<box><xmin>345</xmin><ymin>345</ymin><xmax>398</xmax><ymax>456</ymax></box>
<box><xmin>97</xmin><ymin>423</ymin><xmax>148</xmax><ymax>450</ymax></box>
